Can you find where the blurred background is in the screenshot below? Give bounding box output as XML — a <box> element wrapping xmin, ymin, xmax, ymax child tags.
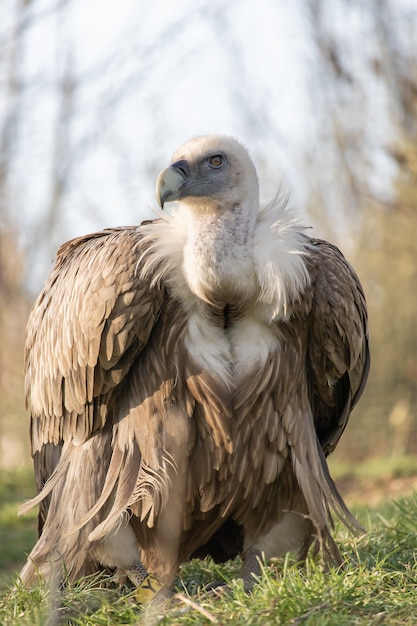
<box><xmin>0</xmin><ymin>0</ymin><xmax>416</xmax><ymax>471</ymax></box>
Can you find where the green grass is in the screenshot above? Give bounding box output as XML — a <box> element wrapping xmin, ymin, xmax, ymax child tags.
<box><xmin>0</xmin><ymin>468</ymin><xmax>37</xmax><ymax>586</ymax></box>
<box><xmin>1</xmin><ymin>468</ymin><xmax>417</xmax><ymax>625</ymax></box>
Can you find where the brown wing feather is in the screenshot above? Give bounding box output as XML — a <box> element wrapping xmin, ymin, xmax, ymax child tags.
<box><xmin>304</xmin><ymin>238</ymin><xmax>370</xmax><ymax>455</ymax></box>
<box><xmin>26</xmin><ymin>227</ymin><xmax>163</xmax><ymax>451</ymax></box>
<box><xmin>25</xmin><ymin>227</ymin><xmax>164</xmax><ymax>532</ymax></box>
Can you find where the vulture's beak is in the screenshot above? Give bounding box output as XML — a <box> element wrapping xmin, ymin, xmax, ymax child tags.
<box><xmin>156</xmin><ymin>159</ymin><xmax>190</xmax><ymax>208</ymax></box>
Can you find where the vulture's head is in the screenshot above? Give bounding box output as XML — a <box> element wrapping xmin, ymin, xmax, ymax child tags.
<box><xmin>156</xmin><ymin>135</ymin><xmax>260</xmax><ymax>213</ymax></box>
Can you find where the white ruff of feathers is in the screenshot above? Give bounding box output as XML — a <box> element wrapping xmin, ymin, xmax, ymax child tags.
<box><xmin>138</xmin><ymin>195</ymin><xmax>311</xmax><ymax>320</ymax></box>
<box><xmin>254</xmin><ymin>195</ymin><xmax>311</xmax><ymax>320</ymax></box>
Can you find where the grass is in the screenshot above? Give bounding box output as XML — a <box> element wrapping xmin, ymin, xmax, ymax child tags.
<box><xmin>1</xmin><ymin>462</ymin><xmax>417</xmax><ymax>625</ymax></box>
<box><xmin>0</xmin><ymin>468</ymin><xmax>37</xmax><ymax>585</ymax></box>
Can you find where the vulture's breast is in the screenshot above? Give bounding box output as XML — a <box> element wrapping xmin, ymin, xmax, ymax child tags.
<box><xmin>181</xmin><ymin>302</ymin><xmax>300</xmax><ymax>527</ymax></box>
<box><xmin>184</xmin><ymin>303</ymin><xmax>281</xmax><ymax>389</ymax></box>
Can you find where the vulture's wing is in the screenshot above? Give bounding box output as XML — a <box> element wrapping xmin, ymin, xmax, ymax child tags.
<box><xmin>25</xmin><ymin>226</ymin><xmax>163</xmax><ymax>527</ymax></box>
<box><xmin>305</xmin><ymin>238</ymin><xmax>370</xmax><ymax>455</ymax></box>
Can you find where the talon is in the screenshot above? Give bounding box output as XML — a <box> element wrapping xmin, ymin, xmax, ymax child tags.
<box><xmin>204</xmin><ymin>581</ymin><xmax>230</xmax><ymax>596</ymax></box>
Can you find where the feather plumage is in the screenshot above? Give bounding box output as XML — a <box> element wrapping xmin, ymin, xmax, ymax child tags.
<box><xmin>19</xmin><ymin>135</ymin><xmax>369</xmax><ymax>593</ymax></box>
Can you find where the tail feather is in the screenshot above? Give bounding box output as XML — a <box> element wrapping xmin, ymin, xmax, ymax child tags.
<box><xmin>19</xmin><ymin>436</ymin><xmax>111</xmax><ymax>585</ymax></box>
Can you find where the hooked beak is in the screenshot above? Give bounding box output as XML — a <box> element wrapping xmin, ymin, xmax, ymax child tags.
<box><xmin>155</xmin><ymin>159</ymin><xmax>190</xmax><ymax>208</ymax></box>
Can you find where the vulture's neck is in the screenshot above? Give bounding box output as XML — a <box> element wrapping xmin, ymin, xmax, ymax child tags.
<box><xmin>182</xmin><ymin>200</ymin><xmax>258</xmax><ymax>306</ymax></box>
<box><xmin>139</xmin><ymin>197</ymin><xmax>310</xmax><ymax>321</ymax></box>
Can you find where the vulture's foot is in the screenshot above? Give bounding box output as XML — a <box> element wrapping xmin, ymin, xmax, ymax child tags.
<box><xmin>205</xmin><ymin>548</ymin><xmax>263</xmax><ymax>596</ymax></box>
<box><xmin>239</xmin><ymin>548</ymin><xmax>263</xmax><ymax>593</ymax></box>
<box><xmin>124</xmin><ymin>560</ymin><xmax>164</xmax><ymax>604</ymax></box>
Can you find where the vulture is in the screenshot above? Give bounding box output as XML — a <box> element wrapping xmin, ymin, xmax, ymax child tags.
<box><xmin>20</xmin><ymin>134</ymin><xmax>369</xmax><ymax>598</ymax></box>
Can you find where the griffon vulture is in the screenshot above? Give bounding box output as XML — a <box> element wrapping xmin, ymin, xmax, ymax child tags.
<box><xmin>20</xmin><ymin>134</ymin><xmax>369</xmax><ymax>597</ymax></box>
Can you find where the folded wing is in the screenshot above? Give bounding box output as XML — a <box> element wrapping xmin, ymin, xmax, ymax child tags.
<box><xmin>305</xmin><ymin>238</ymin><xmax>370</xmax><ymax>455</ymax></box>
<box><xmin>24</xmin><ymin>227</ymin><xmax>164</xmax><ymax>529</ymax></box>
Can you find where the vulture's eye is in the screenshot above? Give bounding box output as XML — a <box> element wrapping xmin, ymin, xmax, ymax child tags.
<box><xmin>208</xmin><ymin>154</ymin><xmax>225</xmax><ymax>169</ymax></box>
